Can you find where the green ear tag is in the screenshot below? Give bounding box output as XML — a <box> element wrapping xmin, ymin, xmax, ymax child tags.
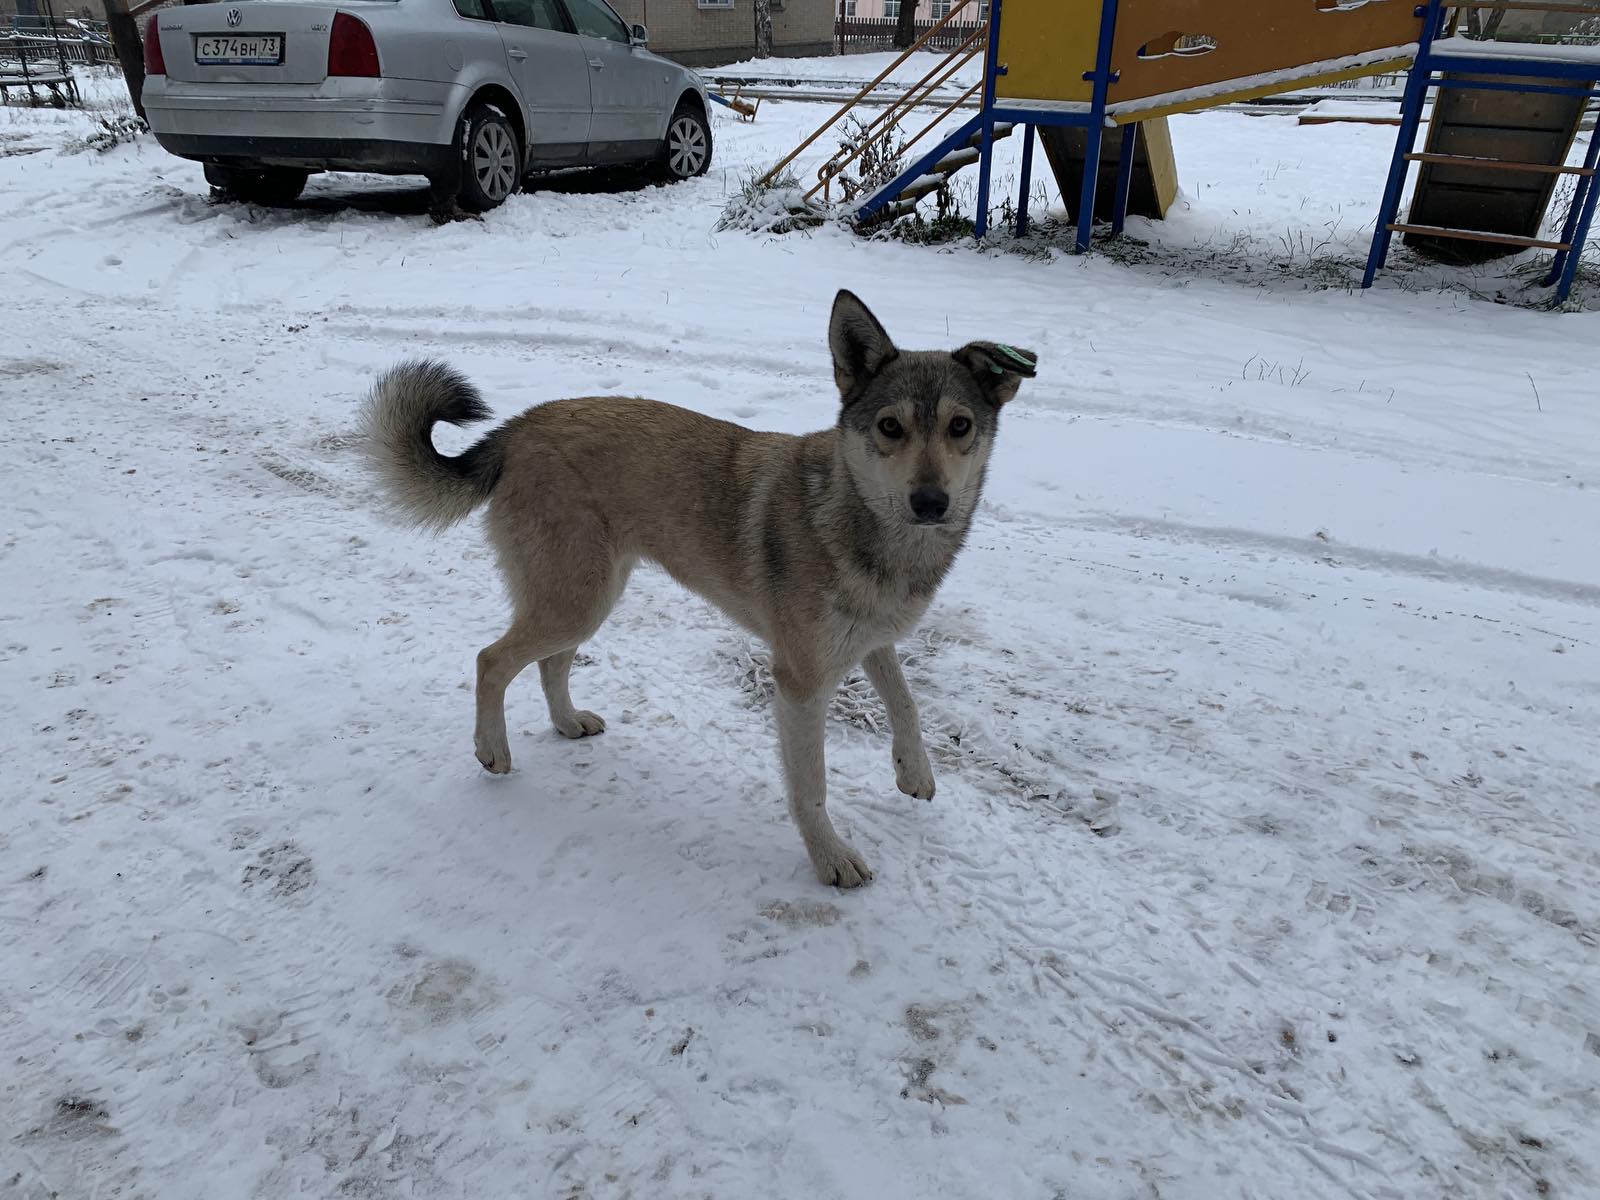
<box><xmin>993</xmin><ymin>344</ymin><xmax>1037</xmax><ymax>377</ymax></box>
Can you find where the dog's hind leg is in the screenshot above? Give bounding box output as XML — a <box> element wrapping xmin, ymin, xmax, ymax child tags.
<box><xmin>475</xmin><ymin>621</ymin><xmax>574</xmax><ymax>774</ymax></box>
<box><xmin>773</xmin><ymin>655</ymin><xmax>872</xmax><ymax>888</ymax></box>
<box><xmin>476</xmin><ymin>499</ymin><xmax>628</xmax><ymax>770</ymax></box>
<box><xmin>474</xmin><ymin>555</ymin><xmax>626</xmax><ymax>772</ymax></box>
<box><xmin>862</xmin><ymin>645</ymin><xmax>935</xmax><ymax>801</ymax></box>
<box><xmin>539</xmin><ymin>648</ymin><xmax>605</xmax><ymax>739</ymax></box>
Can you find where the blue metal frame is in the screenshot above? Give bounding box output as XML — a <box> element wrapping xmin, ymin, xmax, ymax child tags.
<box><xmin>972</xmin><ymin>0</ymin><xmax>1006</xmax><ymax>238</ymax></box>
<box><xmin>1015</xmin><ymin>124</ymin><xmax>1036</xmax><ymax>236</ymax></box>
<box><xmin>1549</xmin><ymin>127</ymin><xmax>1600</xmax><ymax>302</ymax></box>
<box><xmin>853</xmin><ymin>112</ymin><xmax>987</xmax><ymax>224</ymax></box>
<box><xmin>1075</xmin><ymin>0</ymin><xmax>1122</xmax><ymax>252</ymax></box>
<box><xmin>1362</xmin><ymin>0</ymin><xmax>1600</xmax><ymax>303</ymax></box>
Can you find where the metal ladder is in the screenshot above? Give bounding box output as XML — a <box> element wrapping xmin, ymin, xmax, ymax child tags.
<box><xmin>1362</xmin><ymin>0</ymin><xmax>1600</xmax><ymax>303</ymax></box>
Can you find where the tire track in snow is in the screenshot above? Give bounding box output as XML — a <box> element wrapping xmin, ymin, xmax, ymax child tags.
<box><xmin>317</xmin><ymin>314</ymin><xmax>813</xmax><ymax>384</ymax></box>
<box><xmin>1071</xmin><ymin>511</ymin><xmax>1600</xmax><ymax>609</ymax></box>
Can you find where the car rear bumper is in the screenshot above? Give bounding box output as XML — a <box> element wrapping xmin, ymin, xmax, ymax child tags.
<box><xmin>142</xmin><ymin>77</ymin><xmax>460</xmax><ymax>155</ymax></box>
<box><xmin>151</xmin><ymin>132</ymin><xmax>455</xmax><ymax>176</ymax></box>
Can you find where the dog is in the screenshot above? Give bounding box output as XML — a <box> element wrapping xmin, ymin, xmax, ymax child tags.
<box><xmin>362</xmin><ymin>290</ymin><xmax>1036</xmax><ymax>887</ymax></box>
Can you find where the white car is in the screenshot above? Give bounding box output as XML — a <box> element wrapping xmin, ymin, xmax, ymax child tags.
<box><xmin>141</xmin><ymin>0</ymin><xmax>713</xmax><ymax>210</ymax></box>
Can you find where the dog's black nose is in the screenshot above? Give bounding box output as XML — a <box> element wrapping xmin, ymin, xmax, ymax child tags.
<box><xmin>909</xmin><ymin>486</ymin><xmax>949</xmax><ymax>523</ymax></box>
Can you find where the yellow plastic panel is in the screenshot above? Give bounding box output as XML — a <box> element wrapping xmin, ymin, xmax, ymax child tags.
<box><xmin>1142</xmin><ymin>116</ymin><xmax>1179</xmax><ymax>215</ymax></box>
<box><xmin>1109</xmin><ymin>0</ymin><xmax>1423</xmax><ymax>105</ymax></box>
<box><xmin>995</xmin><ymin>0</ymin><xmax>1100</xmax><ymax>105</ymax></box>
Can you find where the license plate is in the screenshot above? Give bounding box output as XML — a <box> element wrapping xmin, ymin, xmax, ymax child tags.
<box><xmin>193</xmin><ymin>34</ymin><xmax>284</xmax><ymax>66</ymax></box>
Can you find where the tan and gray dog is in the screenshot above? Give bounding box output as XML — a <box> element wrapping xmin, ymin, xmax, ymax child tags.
<box><xmin>363</xmin><ymin>290</ymin><xmax>1037</xmax><ymax>887</ymax></box>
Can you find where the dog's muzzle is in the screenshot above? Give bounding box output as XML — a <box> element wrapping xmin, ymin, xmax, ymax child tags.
<box><xmin>909</xmin><ymin>486</ymin><xmax>950</xmax><ymax>524</ymax></box>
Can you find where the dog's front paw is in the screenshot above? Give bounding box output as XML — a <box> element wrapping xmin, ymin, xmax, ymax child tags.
<box><xmin>553</xmin><ymin>710</ymin><xmax>606</xmax><ymax>739</ymax></box>
<box><xmin>810</xmin><ymin>838</ymin><xmax>873</xmax><ymax>889</ymax></box>
<box><xmin>894</xmin><ymin>746</ymin><xmax>936</xmax><ymax>801</ymax></box>
<box><xmin>475</xmin><ymin>732</ymin><xmax>513</xmax><ymax>774</ymax></box>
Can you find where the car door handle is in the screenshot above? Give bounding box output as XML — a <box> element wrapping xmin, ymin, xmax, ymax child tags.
<box><xmin>587</xmin><ymin>57</ymin><xmax>604</xmax><ymax>69</ymax></box>
<box><xmin>507</xmin><ymin>48</ymin><xmax>527</xmax><ymax>60</ymax></box>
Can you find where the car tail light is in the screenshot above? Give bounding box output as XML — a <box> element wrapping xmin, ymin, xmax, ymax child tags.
<box><xmin>327</xmin><ymin>12</ymin><xmax>380</xmax><ymax>78</ymax></box>
<box><xmin>142</xmin><ymin>14</ymin><xmax>165</xmax><ymax>75</ymax></box>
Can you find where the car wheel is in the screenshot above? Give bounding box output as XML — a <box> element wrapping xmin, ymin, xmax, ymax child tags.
<box><xmin>658</xmin><ymin>103</ymin><xmax>711</xmax><ymax>182</ymax></box>
<box><xmin>458</xmin><ymin>106</ymin><xmax>522</xmax><ymax>213</ymax></box>
<box><xmin>204</xmin><ymin>164</ymin><xmax>309</xmax><ymax>206</ymax></box>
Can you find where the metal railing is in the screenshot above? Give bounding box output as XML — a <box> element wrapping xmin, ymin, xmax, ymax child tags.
<box><xmin>760</xmin><ymin>0</ymin><xmax>983</xmax><ymax>194</ymax></box>
<box><xmin>811</xmin><ymin>26</ymin><xmax>986</xmax><ymax>202</ymax></box>
<box><xmin>1</xmin><ymin>14</ymin><xmax>114</xmax><ymax>70</ymax></box>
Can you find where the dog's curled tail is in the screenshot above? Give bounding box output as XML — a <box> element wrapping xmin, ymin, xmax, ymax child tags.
<box><xmin>362</xmin><ymin>358</ymin><xmax>507</xmax><ymax>531</ymax></box>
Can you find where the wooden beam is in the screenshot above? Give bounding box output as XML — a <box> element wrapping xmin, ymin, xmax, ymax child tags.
<box><xmin>1405</xmin><ymin>151</ymin><xmax>1596</xmax><ymax>176</ymax></box>
<box><xmin>1388</xmin><ymin>222</ymin><xmax>1570</xmax><ymax>250</ymax></box>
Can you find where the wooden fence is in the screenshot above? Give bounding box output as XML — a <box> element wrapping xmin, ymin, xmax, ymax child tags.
<box><xmin>835</xmin><ymin>16</ymin><xmax>986</xmax><ymax>54</ymax></box>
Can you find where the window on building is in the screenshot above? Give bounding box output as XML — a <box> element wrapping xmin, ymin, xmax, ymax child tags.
<box><xmin>930</xmin><ymin>0</ymin><xmax>951</xmax><ymax>18</ymax></box>
<box><xmin>842</xmin><ymin>0</ymin><xmax>856</xmax><ymax>14</ymax></box>
<box><xmin>884</xmin><ymin>0</ymin><xmax>899</xmax><ymax>17</ymax></box>
<box><xmin>697</xmin><ymin>0</ymin><xmax>734</xmax><ymax>9</ymax></box>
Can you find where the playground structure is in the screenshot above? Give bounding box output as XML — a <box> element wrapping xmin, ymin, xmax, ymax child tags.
<box><xmin>1363</xmin><ymin>2</ymin><xmax>1600</xmax><ymax>304</ymax></box>
<box><xmin>709</xmin><ymin>88</ymin><xmax>763</xmax><ymax>122</ymax></box>
<box><xmin>763</xmin><ymin>0</ymin><xmax>1597</xmax><ymax>302</ymax></box>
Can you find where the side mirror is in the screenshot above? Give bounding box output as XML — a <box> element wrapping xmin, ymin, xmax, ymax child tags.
<box><xmin>629</xmin><ymin>22</ymin><xmax>648</xmax><ymax>45</ymax></box>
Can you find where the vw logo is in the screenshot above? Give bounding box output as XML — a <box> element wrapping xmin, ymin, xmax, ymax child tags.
<box><xmin>226</xmin><ymin>8</ymin><xmax>242</xmax><ymax>26</ymax></box>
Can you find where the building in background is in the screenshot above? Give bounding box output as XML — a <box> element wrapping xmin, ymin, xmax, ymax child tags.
<box><xmin>844</xmin><ymin>1</ymin><xmax>987</xmax><ymax>17</ymax></box>
<box><xmin>2</xmin><ymin>0</ymin><xmax>109</xmax><ymax>28</ymax></box>
<box><xmin>610</xmin><ymin>0</ymin><xmax>833</xmax><ymax>66</ymax></box>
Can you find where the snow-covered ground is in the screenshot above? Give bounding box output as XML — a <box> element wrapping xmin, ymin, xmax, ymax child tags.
<box><xmin>3</xmin><ymin>68</ymin><xmax>1599</xmax><ymax>1200</ymax></box>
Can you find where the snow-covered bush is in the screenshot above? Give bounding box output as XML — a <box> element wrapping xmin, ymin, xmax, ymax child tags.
<box><xmin>716</xmin><ymin>168</ymin><xmax>823</xmax><ymax>234</ymax></box>
<box><xmin>64</xmin><ymin>113</ymin><xmax>148</xmax><ymax>155</ymax></box>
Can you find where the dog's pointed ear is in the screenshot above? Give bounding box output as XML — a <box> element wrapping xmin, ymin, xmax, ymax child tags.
<box><xmin>953</xmin><ymin>341</ymin><xmax>1038</xmax><ymax>407</ymax></box>
<box><xmin>829</xmin><ymin>289</ymin><xmax>898</xmax><ymax>398</ymax></box>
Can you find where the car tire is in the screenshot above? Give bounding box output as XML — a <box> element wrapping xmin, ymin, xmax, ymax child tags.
<box><xmin>204</xmin><ymin>164</ymin><xmax>309</xmax><ymax>206</ymax></box>
<box><xmin>657</xmin><ymin>102</ymin><xmax>711</xmax><ymax>182</ymax></box>
<box><xmin>457</xmin><ymin>105</ymin><xmax>522</xmax><ymax>213</ymax></box>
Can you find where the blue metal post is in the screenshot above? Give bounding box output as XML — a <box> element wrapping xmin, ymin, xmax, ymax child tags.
<box><xmin>1362</xmin><ymin>0</ymin><xmax>1448</xmax><ymax>289</ymax></box>
<box><xmin>973</xmin><ymin>0</ymin><xmax>1005</xmax><ymax>239</ymax></box>
<box><xmin>1544</xmin><ymin>121</ymin><xmax>1600</xmax><ymax>289</ymax></box>
<box><xmin>1076</xmin><ymin>0</ymin><xmax>1120</xmax><ymax>253</ymax></box>
<box><xmin>1111</xmin><ymin>121</ymin><xmax>1138</xmax><ymax>236</ymax></box>
<box><xmin>1554</xmin><ymin>141</ymin><xmax>1600</xmax><ymax>303</ymax></box>
<box><xmin>1015</xmin><ymin>124</ymin><xmax>1036</xmax><ymax>236</ymax></box>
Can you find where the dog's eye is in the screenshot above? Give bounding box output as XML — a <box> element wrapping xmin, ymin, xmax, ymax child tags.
<box><xmin>948</xmin><ymin>416</ymin><xmax>972</xmax><ymax>438</ymax></box>
<box><xmin>877</xmin><ymin>416</ymin><xmax>904</xmax><ymax>439</ymax></box>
